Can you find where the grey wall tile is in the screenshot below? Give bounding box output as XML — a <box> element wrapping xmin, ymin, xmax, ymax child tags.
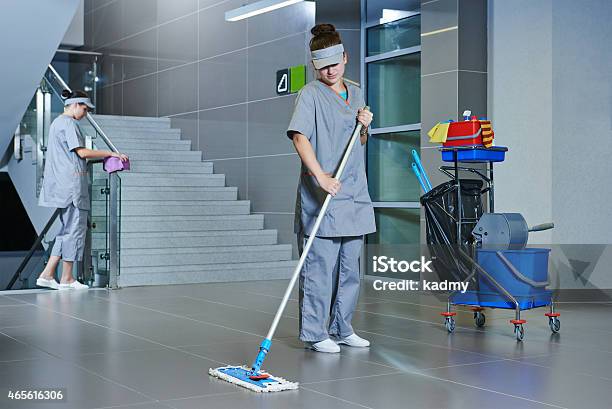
<box><xmin>339</xmin><ymin>29</ymin><xmax>361</xmax><ymax>85</ymax></box>
<box><xmin>247</xmin><ymin>154</ymin><xmax>300</xmax><ymax>213</ymax></box>
<box><xmin>92</xmin><ymin>0</ymin><xmax>122</xmax><ymax>48</ymax></box>
<box><xmin>247</xmin><ymin>95</ymin><xmax>296</xmax><ymax>156</ymax></box>
<box><xmin>84</xmin><ymin>9</ymin><xmax>94</xmax><ymax>48</ymax></box>
<box><xmin>261</xmin><ymin>213</ymin><xmax>298</xmax><ymax>257</ymax></box>
<box><xmin>419</xmin><ymin>146</ymin><xmax>448</xmax><ymax>190</ymax></box>
<box><xmin>198</xmin><ymin>50</ymin><xmax>247</xmax><ymax>110</ymax></box>
<box><xmin>89</xmin><ymin>0</ymin><xmax>117</xmax><ymax>12</ymax></box>
<box><xmin>199</xmin><ymin>105</ymin><xmax>247</xmax><ymax>159</ymax></box>
<box><xmin>122</xmin><ymin>74</ymin><xmax>158</xmax><ymax>117</ymax></box>
<box><xmin>170</xmin><ymin>112</ymin><xmax>198</xmax><ymax>150</ymax></box>
<box><xmin>99</xmin><ymin>50</ymin><xmax>124</xmax><ymax>85</ymax></box>
<box><xmin>247</xmin><ymin>33</ymin><xmax>308</xmax><ymax>101</ymax></box>
<box><xmin>198</xmin><ymin>0</ymin><xmax>223</xmax><ymax>8</ymax></box>
<box><xmin>198</xmin><ymin>0</ymin><xmax>247</xmax><ymax>60</ymax></box>
<box><xmin>458</xmin><ymin>0</ymin><xmax>487</xmax><ymax>72</ymax></box>
<box><xmin>122</xmin><ymin>0</ymin><xmax>157</xmax><ymax>38</ymax></box>
<box><xmin>119</xmin><ymin>29</ymin><xmax>157</xmax><ymax>81</ymax></box>
<box><xmin>157</xmin><ymin>0</ymin><xmax>197</xmax><ymax>25</ymax></box>
<box><xmin>316</xmin><ymin>0</ymin><xmax>360</xmax><ymax>29</ymax></box>
<box><xmin>247</xmin><ymin>1</ymin><xmax>313</xmax><ymax>45</ymax></box>
<box><xmin>420</xmin><ymin>71</ymin><xmax>457</xmax><ymax>146</ymax></box>
<box><xmin>158</xmin><ymin>63</ymin><xmax>198</xmax><ymax>117</ymax></box>
<box><xmin>212</xmin><ymin>158</ymin><xmax>247</xmax><ymax>200</ymax></box>
<box><xmin>100</xmin><ymin>83</ymin><xmax>123</xmax><ymax>116</ymax></box>
<box><xmin>458</xmin><ymin>71</ymin><xmax>487</xmax><ymax>119</ymax></box>
<box><xmin>421</xmin><ymin>0</ymin><xmax>457</xmax><ymax>34</ymax></box>
<box><xmin>158</xmin><ymin>13</ymin><xmax>197</xmax><ymax>70</ymax></box>
<box><xmin>421</xmin><ymin>29</ymin><xmax>458</xmax><ymax>75</ymax></box>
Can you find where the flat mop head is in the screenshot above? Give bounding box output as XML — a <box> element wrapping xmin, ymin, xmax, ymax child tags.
<box><xmin>209</xmin><ymin>365</ymin><xmax>299</xmax><ymax>393</ymax></box>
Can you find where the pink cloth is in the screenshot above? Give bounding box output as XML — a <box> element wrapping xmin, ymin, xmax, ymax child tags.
<box><xmin>103</xmin><ymin>156</ymin><xmax>130</xmax><ymax>173</ymax></box>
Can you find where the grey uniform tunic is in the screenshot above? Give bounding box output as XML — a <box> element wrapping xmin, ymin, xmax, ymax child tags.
<box><xmin>39</xmin><ymin>115</ymin><xmax>90</xmax><ymax>211</ymax></box>
<box><xmin>287</xmin><ymin>79</ymin><xmax>375</xmax><ymax>342</ymax></box>
<box><xmin>287</xmin><ymin>80</ymin><xmax>376</xmax><ymax>237</ymax></box>
<box><xmin>39</xmin><ymin>115</ymin><xmax>89</xmax><ymax>262</ymax></box>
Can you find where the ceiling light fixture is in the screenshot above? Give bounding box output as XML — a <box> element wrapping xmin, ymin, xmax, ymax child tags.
<box><xmin>225</xmin><ymin>0</ymin><xmax>304</xmax><ymax>22</ymax></box>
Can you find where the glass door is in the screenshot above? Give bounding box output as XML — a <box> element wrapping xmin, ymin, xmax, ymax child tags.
<box><xmin>361</xmin><ymin>2</ymin><xmax>421</xmax><ymax>278</ymax></box>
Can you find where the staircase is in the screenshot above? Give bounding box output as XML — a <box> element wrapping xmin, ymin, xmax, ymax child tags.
<box><xmin>83</xmin><ymin>115</ymin><xmax>296</xmax><ymax>287</ymax></box>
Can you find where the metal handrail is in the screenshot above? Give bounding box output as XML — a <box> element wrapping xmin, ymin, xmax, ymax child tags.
<box><xmin>6</xmin><ymin>209</ymin><xmax>61</xmax><ymax>290</ymax></box>
<box><xmin>47</xmin><ymin>64</ymin><xmax>119</xmax><ymax>153</ymax></box>
<box><xmin>56</xmin><ymin>49</ymin><xmax>103</xmax><ymax>56</ymax></box>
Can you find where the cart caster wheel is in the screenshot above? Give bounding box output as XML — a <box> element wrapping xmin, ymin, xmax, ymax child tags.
<box><xmin>445</xmin><ymin>317</ymin><xmax>456</xmax><ymax>333</ymax></box>
<box><xmin>474</xmin><ymin>312</ymin><xmax>486</xmax><ymax>328</ymax></box>
<box><xmin>514</xmin><ymin>324</ymin><xmax>525</xmax><ymax>341</ymax></box>
<box><xmin>549</xmin><ymin>317</ymin><xmax>560</xmax><ymax>333</ymax></box>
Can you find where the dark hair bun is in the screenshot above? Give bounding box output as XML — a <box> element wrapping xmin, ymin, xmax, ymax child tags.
<box><xmin>61</xmin><ymin>89</ymin><xmax>89</xmax><ymax>100</ymax></box>
<box><xmin>311</xmin><ymin>23</ymin><xmax>336</xmax><ymax>36</ymax></box>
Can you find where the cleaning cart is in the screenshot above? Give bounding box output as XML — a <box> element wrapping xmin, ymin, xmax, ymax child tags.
<box><xmin>419</xmin><ymin>124</ymin><xmax>559</xmax><ymax>341</ymax></box>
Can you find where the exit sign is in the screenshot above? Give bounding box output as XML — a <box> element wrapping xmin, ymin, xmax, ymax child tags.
<box><xmin>276</xmin><ymin>65</ymin><xmax>306</xmax><ymax>95</ymax></box>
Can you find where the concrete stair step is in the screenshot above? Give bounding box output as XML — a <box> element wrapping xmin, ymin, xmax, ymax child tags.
<box><xmin>117</xmin><ymin>260</ymin><xmax>297</xmax><ymax>286</ymax></box>
<box><xmin>91</xmin><ymin>114</ymin><xmax>171</xmax><ymax>124</ymax></box>
<box><xmin>83</xmin><ymin>128</ymin><xmax>182</xmax><ymax>141</ymax></box>
<box><xmin>92</xmin><ymin>229</ymin><xmax>278</xmax><ymax>249</ymax></box>
<box><xmin>93</xmin><ymin>172</ymin><xmax>216</xmax><ymax>180</ymax></box>
<box><xmin>94</xmin><ymin>162</ymin><xmax>213</xmax><ymax>175</ymax></box>
<box><xmin>91</xmin><ymin>214</ymin><xmax>264</xmax><ymax>232</ymax></box>
<box><xmin>93</xmin><ymin>173</ymin><xmax>224</xmax><ymax>187</ymax></box>
<box><xmin>121</xmin><ymin>150</ymin><xmax>202</xmax><ymax>162</ymax></box>
<box><xmin>91</xmin><ymin>200</ymin><xmax>250</xmax><ymax>216</ymax></box>
<box><xmin>89</xmin><ymin>115</ymin><xmax>171</xmax><ymax>129</ymax></box>
<box><xmin>120</xmin><ymin>244</ymin><xmax>292</xmax><ymax>267</ymax></box>
<box><xmin>108</xmin><ymin>140</ymin><xmax>191</xmax><ymax>152</ymax></box>
<box><xmin>92</xmin><ymin>186</ymin><xmax>237</xmax><ymax>201</ymax></box>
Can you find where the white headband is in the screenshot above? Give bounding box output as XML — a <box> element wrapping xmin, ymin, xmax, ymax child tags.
<box><xmin>311</xmin><ymin>44</ymin><xmax>345</xmax><ymax>69</ymax></box>
<box><xmin>64</xmin><ymin>97</ymin><xmax>95</xmax><ymax>109</ymax></box>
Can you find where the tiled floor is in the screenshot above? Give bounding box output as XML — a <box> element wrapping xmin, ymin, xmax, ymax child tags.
<box><xmin>1</xmin><ymin>280</ymin><xmax>611</xmax><ymax>409</ymax></box>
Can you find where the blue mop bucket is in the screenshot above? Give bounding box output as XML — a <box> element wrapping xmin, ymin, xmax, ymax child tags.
<box><xmin>477</xmin><ymin>248</ymin><xmax>550</xmax><ymax>297</ymax></box>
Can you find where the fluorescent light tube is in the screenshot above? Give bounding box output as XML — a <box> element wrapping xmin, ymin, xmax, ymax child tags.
<box><xmin>225</xmin><ymin>0</ymin><xmax>304</xmax><ymax>22</ymax></box>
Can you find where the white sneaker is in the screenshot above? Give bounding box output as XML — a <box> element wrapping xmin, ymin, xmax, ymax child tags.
<box><xmin>58</xmin><ymin>281</ymin><xmax>89</xmax><ymax>290</ymax></box>
<box><xmin>335</xmin><ymin>333</ymin><xmax>370</xmax><ymax>348</ymax></box>
<box><xmin>309</xmin><ymin>338</ymin><xmax>341</xmax><ymax>353</ymax></box>
<box><xmin>36</xmin><ymin>277</ymin><xmax>59</xmax><ymax>290</ymax></box>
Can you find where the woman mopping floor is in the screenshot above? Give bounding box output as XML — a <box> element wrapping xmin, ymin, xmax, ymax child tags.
<box><xmin>36</xmin><ymin>90</ymin><xmax>129</xmax><ymax>290</ymax></box>
<box><xmin>288</xmin><ymin>23</ymin><xmax>375</xmax><ymax>353</ymax></box>
<box><xmin>209</xmin><ymin>24</ymin><xmax>375</xmax><ymax>392</ymax></box>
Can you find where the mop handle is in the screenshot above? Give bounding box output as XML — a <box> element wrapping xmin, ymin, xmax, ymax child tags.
<box><xmin>265</xmin><ymin>107</ymin><xmax>369</xmax><ymax>341</ymax></box>
<box><xmin>411</xmin><ymin>149</ymin><xmax>432</xmax><ymax>190</ymax></box>
<box><xmin>411</xmin><ymin>163</ymin><xmax>429</xmax><ymax>192</ymax></box>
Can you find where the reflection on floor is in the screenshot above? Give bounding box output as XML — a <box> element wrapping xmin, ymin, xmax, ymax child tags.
<box><xmin>1</xmin><ymin>279</ymin><xmax>611</xmax><ymax>409</ymax></box>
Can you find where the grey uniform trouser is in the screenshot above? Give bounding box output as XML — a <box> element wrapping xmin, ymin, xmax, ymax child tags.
<box><xmin>50</xmin><ymin>204</ymin><xmax>88</xmax><ymax>262</ymax></box>
<box><xmin>298</xmin><ymin>234</ymin><xmax>364</xmax><ymax>342</ymax></box>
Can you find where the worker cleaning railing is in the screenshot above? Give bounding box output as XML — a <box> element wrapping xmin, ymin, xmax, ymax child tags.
<box><xmin>7</xmin><ymin>64</ymin><xmax>123</xmax><ymax>290</ymax></box>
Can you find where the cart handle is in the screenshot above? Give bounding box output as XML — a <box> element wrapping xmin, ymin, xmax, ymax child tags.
<box><xmin>496</xmin><ymin>251</ymin><xmax>549</xmax><ymax>288</ymax></box>
<box><xmin>529</xmin><ymin>223</ymin><xmax>554</xmax><ymax>232</ymax></box>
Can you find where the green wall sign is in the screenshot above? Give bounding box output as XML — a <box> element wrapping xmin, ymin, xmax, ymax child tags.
<box><xmin>276</xmin><ymin>65</ymin><xmax>306</xmax><ymax>95</ymax></box>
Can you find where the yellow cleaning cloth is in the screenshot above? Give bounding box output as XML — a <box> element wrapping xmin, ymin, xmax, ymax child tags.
<box><xmin>479</xmin><ymin>120</ymin><xmax>494</xmax><ymax>148</ymax></box>
<box><xmin>428</xmin><ymin>122</ymin><xmax>450</xmax><ymax>143</ymax></box>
